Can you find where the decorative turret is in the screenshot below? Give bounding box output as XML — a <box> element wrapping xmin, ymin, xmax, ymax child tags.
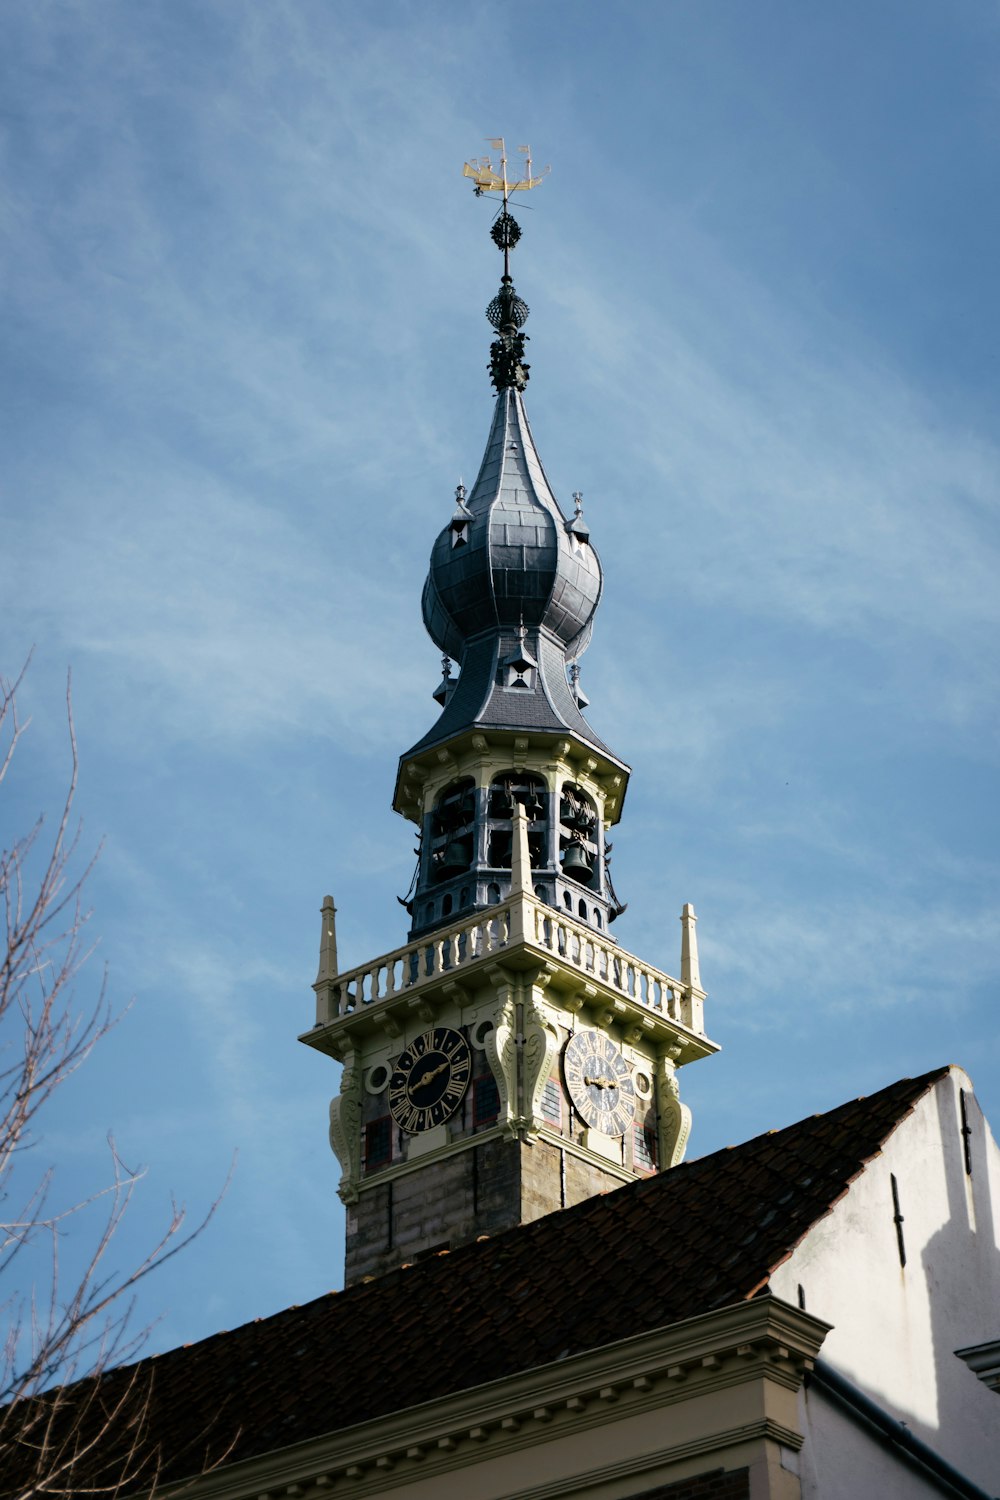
<box><xmin>394</xmin><ymin>146</ymin><xmax>630</xmax><ymax>941</ymax></box>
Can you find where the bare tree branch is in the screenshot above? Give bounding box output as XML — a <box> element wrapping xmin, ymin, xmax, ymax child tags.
<box><xmin>0</xmin><ymin>663</ymin><xmax>226</xmax><ymax>1497</ymax></box>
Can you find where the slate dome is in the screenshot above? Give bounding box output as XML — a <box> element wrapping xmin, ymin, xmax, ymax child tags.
<box><xmin>422</xmin><ymin>388</ymin><xmax>602</xmax><ymax>663</ymax></box>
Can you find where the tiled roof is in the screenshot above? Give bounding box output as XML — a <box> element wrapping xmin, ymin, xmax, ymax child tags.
<box><xmin>0</xmin><ymin>1067</ymin><xmax>946</xmax><ymax>1494</ymax></box>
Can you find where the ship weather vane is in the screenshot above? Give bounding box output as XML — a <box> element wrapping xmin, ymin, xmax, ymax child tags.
<box><xmin>464</xmin><ymin>138</ymin><xmax>549</xmax><ymax>394</ymax></box>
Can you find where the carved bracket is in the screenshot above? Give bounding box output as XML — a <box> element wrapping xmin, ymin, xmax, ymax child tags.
<box><xmin>442</xmin><ymin>980</ymin><xmax>473</xmax><ymax>1009</ymax></box>
<box><xmin>656</xmin><ymin>1056</ymin><xmax>691</xmax><ymax>1168</ymax></box>
<box><xmin>523</xmin><ymin>994</ymin><xmax>559</xmax><ymax>1137</ymax></box>
<box><xmin>485</xmin><ymin>982</ymin><xmax>518</xmax><ymax>1137</ymax></box>
<box><xmin>565</xmin><ymin>982</ymin><xmax>597</xmax><ymax>1015</ymax></box>
<box><xmin>329</xmin><ymin>1052</ymin><xmax>362</xmax><ymax>1203</ymax></box>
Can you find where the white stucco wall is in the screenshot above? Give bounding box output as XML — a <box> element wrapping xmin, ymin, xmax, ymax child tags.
<box><xmin>768</xmin><ymin>1067</ymin><xmax>1000</xmax><ymax>1496</ymax></box>
<box><xmin>793</xmin><ymin>1383</ymin><xmax>947</xmax><ymax>1500</ymax></box>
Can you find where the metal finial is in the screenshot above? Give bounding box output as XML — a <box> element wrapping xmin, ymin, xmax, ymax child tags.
<box><xmin>441</xmin><ymin>654</ymin><xmax>452</xmax><ymax>681</ymax></box>
<box><xmin>573</xmin><ymin>491</ymin><xmax>584</xmax><ymax>518</ymax></box>
<box><xmin>490</xmin><ymin>209</ymin><xmax>521</xmax><ymax>255</ymax></box>
<box><xmin>455</xmin><ymin>481</ymin><xmax>467</xmax><ymax>505</ymax></box>
<box><xmin>486</xmin><ymin>280</ymin><xmax>529</xmax><ymax>332</ymax></box>
<box><xmin>464</xmin><ymin>139</ymin><xmax>548</xmax><ymax>394</ymax></box>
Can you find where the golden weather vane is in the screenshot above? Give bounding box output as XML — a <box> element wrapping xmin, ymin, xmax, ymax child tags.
<box><xmin>462</xmin><ymin>138</ymin><xmax>550</xmax><ymax>203</ymax></box>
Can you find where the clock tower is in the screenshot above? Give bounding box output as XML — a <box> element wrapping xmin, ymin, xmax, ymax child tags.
<box><xmin>301</xmin><ymin>145</ymin><xmax>719</xmax><ymax>1286</ymax></box>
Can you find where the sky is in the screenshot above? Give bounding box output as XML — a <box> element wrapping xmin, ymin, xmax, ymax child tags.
<box><xmin>2</xmin><ymin>0</ymin><xmax>1000</xmax><ymax>1360</ymax></box>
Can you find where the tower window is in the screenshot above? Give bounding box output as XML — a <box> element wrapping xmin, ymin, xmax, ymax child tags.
<box><xmin>429</xmin><ymin>777</ymin><xmax>475</xmax><ymax>883</ymax></box>
<box><xmin>365</xmin><ymin>1117</ymin><xmax>392</xmax><ymax>1172</ymax></box>
<box><xmin>501</xmin><ymin>635</ymin><xmax>537</xmax><ymax>691</ymax></box>
<box><xmin>473</xmin><ymin>1072</ymin><xmax>500</xmax><ymax>1126</ymax></box>
<box><xmin>559</xmin><ymin>781</ymin><xmax>598</xmax><ymax>888</ymax></box>
<box><xmin>633</xmin><ymin>1125</ymin><xmax>657</xmax><ymax>1173</ymax></box>
<box><xmin>486</xmin><ymin>773</ymin><xmax>548</xmax><ymax>873</ymax></box>
<box><xmin>542</xmin><ymin>1076</ymin><xmax>563</xmax><ymax>1129</ymax></box>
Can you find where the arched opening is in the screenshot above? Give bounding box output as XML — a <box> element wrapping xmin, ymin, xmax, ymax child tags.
<box><xmin>486</xmin><ymin>772</ymin><xmax>548</xmax><ymax>870</ymax></box>
<box><xmin>559</xmin><ymin>782</ymin><xmax>599</xmax><ymax>887</ymax></box>
<box><xmin>429</xmin><ymin>776</ymin><xmax>475</xmax><ymax>882</ymax></box>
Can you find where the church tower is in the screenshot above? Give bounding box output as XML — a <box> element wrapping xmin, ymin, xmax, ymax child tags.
<box><xmin>301</xmin><ymin>145</ymin><xmax>718</xmax><ymax>1286</ymax></box>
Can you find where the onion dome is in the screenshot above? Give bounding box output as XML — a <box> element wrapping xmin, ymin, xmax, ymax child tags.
<box><xmin>421</xmin><ymin>388</ymin><xmax>603</xmax><ymax>664</ymax></box>
<box><xmin>399</xmin><ymin>186</ymin><xmax>622</xmax><ymax>767</ymax></box>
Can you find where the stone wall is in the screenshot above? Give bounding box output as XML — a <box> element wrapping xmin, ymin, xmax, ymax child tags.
<box><xmin>346</xmin><ymin>1134</ymin><xmax>628</xmax><ymax>1282</ymax></box>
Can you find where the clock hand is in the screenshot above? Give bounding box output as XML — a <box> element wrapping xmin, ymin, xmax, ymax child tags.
<box><xmin>414</xmin><ymin>1060</ymin><xmax>450</xmax><ymax>1089</ymax></box>
<box><xmin>583</xmin><ymin>1075</ymin><xmax>616</xmax><ymax>1089</ymax></box>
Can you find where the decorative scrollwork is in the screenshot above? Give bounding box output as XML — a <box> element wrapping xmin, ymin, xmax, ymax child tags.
<box><xmin>523</xmin><ymin>993</ymin><xmax>558</xmax><ymax>1135</ymax></box>
<box><xmin>484</xmin><ymin>983</ymin><xmax>518</xmax><ymax>1135</ymax></box>
<box><xmin>489</xmin><ymin>331</ymin><xmax>530</xmax><ymax>393</ymax></box>
<box><xmin>656</xmin><ymin>1057</ymin><xmax>691</xmax><ymax>1168</ymax></box>
<box><xmin>490</xmin><ymin>208</ymin><xmax>522</xmax><ymax>252</ymax></box>
<box><xmin>329</xmin><ymin>1055</ymin><xmax>362</xmax><ymax>1203</ymax></box>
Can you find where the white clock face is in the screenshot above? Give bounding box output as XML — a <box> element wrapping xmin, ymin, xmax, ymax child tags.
<box><xmin>563</xmin><ymin>1030</ymin><xmax>636</xmax><ymax>1136</ymax></box>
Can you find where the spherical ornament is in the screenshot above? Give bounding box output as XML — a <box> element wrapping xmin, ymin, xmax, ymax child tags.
<box><xmin>486</xmin><ymin>285</ymin><xmax>529</xmax><ymax>331</ymax></box>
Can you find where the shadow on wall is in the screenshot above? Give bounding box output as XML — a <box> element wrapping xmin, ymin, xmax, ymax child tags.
<box><xmin>920</xmin><ymin>1077</ymin><xmax>999</xmax><ymax>1491</ymax></box>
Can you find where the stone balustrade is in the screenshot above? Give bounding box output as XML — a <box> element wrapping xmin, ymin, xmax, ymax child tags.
<box><xmin>314</xmin><ymin>893</ymin><xmax>706</xmax><ymax>1037</ymax></box>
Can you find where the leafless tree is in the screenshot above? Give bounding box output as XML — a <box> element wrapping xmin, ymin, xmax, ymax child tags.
<box><xmin>0</xmin><ymin>662</ymin><xmax>222</xmax><ymax>1497</ymax></box>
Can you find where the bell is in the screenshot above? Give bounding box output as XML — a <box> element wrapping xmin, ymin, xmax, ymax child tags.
<box><xmin>562</xmin><ymin>841</ymin><xmax>594</xmax><ymax>885</ymax></box>
<box><xmin>525</xmin><ymin>792</ymin><xmax>544</xmax><ymax>821</ymax></box>
<box><xmin>440</xmin><ymin>837</ymin><xmax>472</xmax><ymax>874</ymax></box>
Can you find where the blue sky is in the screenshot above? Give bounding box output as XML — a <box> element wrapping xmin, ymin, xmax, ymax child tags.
<box><xmin>3</xmin><ymin>1</ymin><xmax>999</xmax><ymax>1356</ymax></box>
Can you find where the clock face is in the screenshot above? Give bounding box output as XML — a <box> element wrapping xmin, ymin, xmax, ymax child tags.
<box><xmin>563</xmin><ymin>1030</ymin><xmax>636</xmax><ymax>1136</ymax></box>
<box><xmin>389</xmin><ymin>1026</ymin><xmax>472</xmax><ymax>1134</ymax></box>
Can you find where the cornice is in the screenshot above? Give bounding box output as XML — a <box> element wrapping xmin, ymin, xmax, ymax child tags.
<box><xmin>160</xmin><ymin>1296</ymin><xmax>830</xmax><ymax>1500</ymax></box>
<box><xmin>353</xmin><ymin>1122</ymin><xmax>638</xmax><ymax>1198</ymax></box>
<box><xmin>352</xmin><ymin>1124</ymin><xmax>505</xmax><ymax>1194</ymax></box>
<box><xmin>487</xmin><ymin>1418</ymin><xmax>801</xmax><ymax>1500</ymax></box>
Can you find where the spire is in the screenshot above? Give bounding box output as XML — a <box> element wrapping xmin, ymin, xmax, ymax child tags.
<box><xmin>392</xmin><ymin>143</ymin><xmax>632</xmax><ymax>943</ymax></box>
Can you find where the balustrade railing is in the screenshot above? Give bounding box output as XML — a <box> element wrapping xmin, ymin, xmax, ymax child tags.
<box><xmin>315</xmin><ymin>894</ymin><xmax>704</xmax><ymax>1035</ymax></box>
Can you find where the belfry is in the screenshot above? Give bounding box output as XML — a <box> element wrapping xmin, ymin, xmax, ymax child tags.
<box><xmin>301</xmin><ymin>145</ymin><xmax>718</xmax><ymax>1286</ymax></box>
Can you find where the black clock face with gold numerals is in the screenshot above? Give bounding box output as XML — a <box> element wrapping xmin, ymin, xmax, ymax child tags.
<box><xmin>563</xmin><ymin>1030</ymin><xmax>636</xmax><ymax>1136</ymax></box>
<box><xmin>388</xmin><ymin>1026</ymin><xmax>473</xmax><ymax>1134</ymax></box>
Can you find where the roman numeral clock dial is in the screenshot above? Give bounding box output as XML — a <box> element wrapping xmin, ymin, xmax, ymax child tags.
<box><xmin>388</xmin><ymin>1027</ymin><xmax>472</xmax><ymax>1134</ymax></box>
<box><xmin>563</xmin><ymin>1030</ymin><xmax>636</xmax><ymax>1136</ymax></box>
